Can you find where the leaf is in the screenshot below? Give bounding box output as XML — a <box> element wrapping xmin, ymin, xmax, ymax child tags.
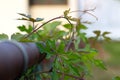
<box><xmin>102</xmin><ymin>31</ymin><xmax>110</xmax><ymax>37</ymax></box>
<box><xmin>17</xmin><ymin>25</ymin><xmax>33</xmax><ymax>33</ymax></box>
<box><xmin>93</xmin><ymin>30</ymin><xmax>101</xmax><ymax>37</ymax></box>
<box><xmin>101</xmin><ymin>31</ymin><xmax>111</xmax><ymax>41</ymax></box>
<box><xmin>17</xmin><ymin>17</ymin><xmax>28</xmax><ymax>21</ymax></box>
<box><xmin>69</xmin><ymin>17</ymin><xmax>79</xmax><ymax>22</ymax></box>
<box><xmin>43</xmin><ymin>21</ymin><xmax>61</xmax><ymax>32</ymax></box>
<box><xmin>69</xmin><ymin>64</ymin><xmax>80</xmax><ymax>76</ymax></box>
<box><xmin>63</xmin><ymin>24</ymin><xmax>72</xmax><ymax>30</ymax></box>
<box><xmin>36</xmin><ymin>74</ymin><xmax>41</xmax><ymax>80</ymax></box>
<box><xmin>104</xmin><ymin>37</ymin><xmax>111</xmax><ymax>42</ymax></box>
<box><xmin>54</xmin><ymin>59</ymin><xmax>60</xmax><ymax>69</ymax></box>
<box><xmin>18</xmin><ymin>25</ymin><xmax>27</xmax><ymax>32</ymax></box>
<box><xmin>28</xmin><ymin>17</ymin><xmax>36</xmax><ymax>22</ymax></box>
<box><xmin>50</xmin><ymin>21</ymin><xmax>61</xmax><ymax>30</ymax></box>
<box><xmin>27</xmin><ymin>25</ymin><xmax>33</xmax><ymax>33</ymax></box>
<box><xmin>64</xmin><ymin>9</ymin><xmax>70</xmax><ymax>17</ymax></box>
<box><xmin>51</xmin><ymin>70</ymin><xmax>59</xmax><ymax>80</ymax></box>
<box><xmin>78</xmin><ymin>32</ymin><xmax>87</xmax><ymax>43</ymax></box>
<box><xmin>19</xmin><ymin>38</ymin><xmax>33</xmax><ymax>42</ymax></box>
<box><xmin>0</xmin><ymin>33</ymin><xmax>8</xmax><ymax>40</ymax></box>
<box><xmin>35</xmin><ymin>18</ymin><xmax>44</xmax><ymax>22</ymax></box>
<box><xmin>36</xmin><ymin>41</ymin><xmax>53</xmax><ymax>59</ymax></box>
<box><xmin>18</xmin><ymin>13</ymin><xmax>31</xmax><ymax>18</ymax></box>
<box><xmin>36</xmin><ymin>42</ymin><xmax>47</xmax><ymax>54</ymax></box>
<box><xmin>57</xmin><ymin>41</ymin><xmax>65</xmax><ymax>53</ymax></box>
<box><xmin>18</xmin><ymin>13</ymin><xmax>44</xmax><ymax>22</ymax></box>
<box><xmin>76</xmin><ymin>24</ymin><xmax>87</xmax><ymax>31</ymax></box>
<box><xmin>94</xmin><ymin>59</ymin><xmax>107</xmax><ymax>70</ymax></box>
<box><xmin>11</xmin><ymin>33</ymin><xmax>24</xmax><ymax>41</ymax></box>
<box><xmin>55</xmin><ymin>31</ymin><xmax>67</xmax><ymax>39</ymax></box>
<box><xmin>74</xmin><ymin>36</ymin><xmax>81</xmax><ymax>50</ymax></box>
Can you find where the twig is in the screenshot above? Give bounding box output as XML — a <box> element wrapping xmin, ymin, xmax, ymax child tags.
<box><xmin>70</xmin><ymin>7</ymin><xmax>98</xmax><ymax>20</ymax></box>
<box><xmin>57</xmin><ymin>71</ymin><xmax>83</xmax><ymax>80</ymax></box>
<box><xmin>25</xmin><ymin>16</ymin><xmax>65</xmax><ymax>38</ymax></box>
<box><xmin>70</xmin><ymin>7</ymin><xmax>96</xmax><ymax>13</ymax></box>
<box><xmin>64</xmin><ymin>18</ymin><xmax>75</xmax><ymax>52</ymax></box>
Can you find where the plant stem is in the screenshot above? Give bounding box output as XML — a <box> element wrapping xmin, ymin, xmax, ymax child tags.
<box><xmin>32</xmin><ymin>21</ymin><xmax>35</xmax><ymax>29</ymax></box>
<box><xmin>57</xmin><ymin>71</ymin><xmax>83</xmax><ymax>80</ymax></box>
<box><xmin>64</xmin><ymin>18</ymin><xmax>75</xmax><ymax>52</ymax></box>
<box><xmin>25</xmin><ymin>70</ymin><xmax>83</xmax><ymax>80</ymax></box>
<box><xmin>25</xmin><ymin>16</ymin><xmax>65</xmax><ymax>38</ymax></box>
<box><xmin>70</xmin><ymin>8</ymin><xmax>98</xmax><ymax>20</ymax></box>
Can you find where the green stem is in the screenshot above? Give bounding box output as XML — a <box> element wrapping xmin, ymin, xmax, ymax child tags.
<box><xmin>64</xmin><ymin>18</ymin><xmax>75</xmax><ymax>52</ymax></box>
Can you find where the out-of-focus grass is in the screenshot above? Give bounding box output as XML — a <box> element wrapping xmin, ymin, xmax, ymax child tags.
<box><xmin>103</xmin><ymin>41</ymin><xmax>120</xmax><ymax>66</ymax></box>
<box><xmin>86</xmin><ymin>40</ymin><xmax>120</xmax><ymax>80</ymax></box>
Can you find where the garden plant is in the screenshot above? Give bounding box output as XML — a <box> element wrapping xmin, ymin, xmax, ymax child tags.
<box><xmin>0</xmin><ymin>9</ymin><xmax>120</xmax><ymax>80</ymax></box>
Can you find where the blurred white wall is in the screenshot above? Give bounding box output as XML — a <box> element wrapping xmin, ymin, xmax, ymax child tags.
<box><xmin>30</xmin><ymin>5</ymin><xmax>68</xmax><ymax>21</ymax></box>
<box><xmin>68</xmin><ymin>0</ymin><xmax>80</xmax><ymax>17</ymax></box>
<box><xmin>72</xmin><ymin>0</ymin><xmax>120</xmax><ymax>40</ymax></box>
<box><xmin>0</xmin><ymin>0</ymin><xmax>29</xmax><ymax>36</ymax></box>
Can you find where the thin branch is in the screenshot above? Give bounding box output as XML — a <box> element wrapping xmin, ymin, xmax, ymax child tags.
<box><xmin>32</xmin><ymin>21</ymin><xmax>35</xmax><ymax>30</ymax></box>
<box><xmin>70</xmin><ymin>7</ymin><xmax>96</xmax><ymax>13</ymax></box>
<box><xmin>27</xmin><ymin>70</ymin><xmax>50</xmax><ymax>77</ymax></box>
<box><xmin>80</xmin><ymin>72</ymin><xmax>85</xmax><ymax>79</ymax></box>
<box><xmin>70</xmin><ymin>7</ymin><xmax>98</xmax><ymax>20</ymax></box>
<box><xmin>65</xmin><ymin>17</ymin><xmax>73</xmax><ymax>39</ymax></box>
<box><xmin>64</xmin><ymin>18</ymin><xmax>75</xmax><ymax>52</ymax></box>
<box><xmin>57</xmin><ymin>71</ymin><xmax>83</xmax><ymax>80</ymax></box>
<box><xmin>25</xmin><ymin>70</ymin><xmax>83</xmax><ymax>80</ymax></box>
<box><xmin>84</xmin><ymin>11</ymin><xmax>98</xmax><ymax>20</ymax></box>
<box><xmin>25</xmin><ymin>16</ymin><xmax>65</xmax><ymax>38</ymax></box>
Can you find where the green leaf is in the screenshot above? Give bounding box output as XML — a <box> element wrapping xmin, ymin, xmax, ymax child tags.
<box><xmin>63</xmin><ymin>24</ymin><xmax>72</xmax><ymax>30</ymax></box>
<box><xmin>102</xmin><ymin>31</ymin><xmax>111</xmax><ymax>41</ymax></box>
<box><xmin>36</xmin><ymin>42</ymin><xmax>47</xmax><ymax>54</ymax></box>
<box><xmin>36</xmin><ymin>74</ymin><xmax>41</xmax><ymax>80</ymax></box>
<box><xmin>36</xmin><ymin>41</ymin><xmax>53</xmax><ymax>59</ymax></box>
<box><xmin>57</xmin><ymin>41</ymin><xmax>65</xmax><ymax>53</ymax></box>
<box><xmin>94</xmin><ymin>59</ymin><xmax>107</xmax><ymax>70</ymax></box>
<box><xmin>55</xmin><ymin>31</ymin><xmax>68</xmax><ymax>39</ymax></box>
<box><xmin>18</xmin><ymin>13</ymin><xmax>44</xmax><ymax>22</ymax></box>
<box><xmin>104</xmin><ymin>37</ymin><xmax>111</xmax><ymax>42</ymax></box>
<box><xmin>19</xmin><ymin>38</ymin><xmax>33</xmax><ymax>42</ymax></box>
<box><xmin>18</xmin><ymin>13</ymin><xmax>31</xmax><ymax>18</ymax></box>
<box><xmin>17</xmin><ymin>17</ymin><xmax>28</xmax><ymax>21</ymax></box>
<box><xmin>76</xmin><ymin>24</ymin><xmax>87</xmax><ymax>31</ymax></box>
<box><xmin>69</xmin><ymin>64</ymin><xmax>80</xmax><ymax>76</ymax></box>
<box><xmin>102</xmin><ymin>31</ymin><xmax>110</xmax><ymax>37</ymax></box>
<box><xmin>74</xmin><ymin>36</ymin><xmax>81</xmax><ymax>50</ymax></box>
<box><xmin>17</xmin><ymin>25</ymin><xmax>33</xmax><ymax>33</ymax></box>
<box><xmin>54</xmin><ymin>59</ymin><xmax>61</xmax><ymax>69</ymax></box>
<box><xmin>43</xmin><ymin>21</ymin><xmax>61</xmax><ymax>32</ymax></box>
<box><xmin>64</xmin><ymin>9</ymin><xmax>70</xmax><ymax>17</ymax></box>
<box><xmin>28</xmin><ymin>17</ymin><xmax>36</xmax><ymax>22</ymax></box>
<box><xmin>18</xmin><ymin>25</ymin><xmax>27</xmax><ymax>32</ymax></box>
<box><xmin>0</xmin><ymin>33</ymin><xmax>8</xmax><ymax>40</ymax></box>
<box><xmin>78</xmin><ymin>32</ymin><xmax>87</xmax><ymax>43</ymax></box>
<box><xmin>46</xmin><ymin>40</ymin><xmax>56</xmax><ymax>50</ymax></box>
<box><xmin>35</xmin><ymin>18</ymin><xmax>44</xmax><ymax>22</ymax></box>
<box><xmin>93</xmin><ymin>30</ymin><xmax>101</xmax><ymax>37</ymax></box>
<box><xmin>11</xmin><ymin>33</ymin><xmax>24</xmax><ymax>41</ymax></box>
<box><xmin>51</xmin><ymin>70</ymin><xmax>59</xmax><ymax>80</ymax></box>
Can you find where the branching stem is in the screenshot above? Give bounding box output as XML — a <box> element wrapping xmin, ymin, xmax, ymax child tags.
<box><xmin>25</xmin><ymin>16</ymin><xmax>65</xmax><ymax>38</ymax></box>
<box><xmin>70</xmin><ymin>7</ymin><xmax>98</xmax><ymax>20</ymax></box>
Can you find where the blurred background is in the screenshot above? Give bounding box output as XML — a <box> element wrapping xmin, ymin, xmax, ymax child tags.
<box><xmin>0</xmin><ymin>0</ymin><xmax>120</xmax><ymax>80</ymax></box>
